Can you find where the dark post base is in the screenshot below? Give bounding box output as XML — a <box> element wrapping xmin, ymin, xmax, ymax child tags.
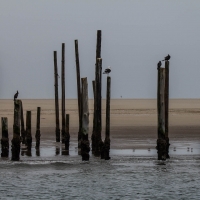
<box><xmin>64</xmin><ymin>133</ymin><xmax>70</xmax><ymax>151</ymax></box>
<box><xmin>11</xmin><ymin>136</ymin><xmax>20</xmax><ymax>161</ymax></box>
<box><xmin>26</xmin><ymin>135</ymin><xmax>32</xmax><ymax>151</ymax></box>
<box><xmin>35</xmin><ymin>130</ymin><xmax>41</xmax><ymax>149</ymax></box>
<box><xmin>56</xmin><ymin>128</ymin><xmax>60</xmax><ymax>142</ymax></box>
<box><xmin>1</xmin><ymin>138</ymin><xmax>9</xmax><ymax>157</ymax></box>
<box><xmin>156</xmin><ymin>138</ymin><xmax>167</xmax><ymax>160</ymax></box>
<box><xmin>91</xmin><ymin>133</ymin><xmax>95</xmax><ymax>154</ymax></box>
<box><xmin>104</xmin><ymin>138</ymin><xmax>110</xmax><ymax>160</ymax></box>
<box><xmin>61</xmin><ymin>130</ymin><xmax>65</xmax><ymax>144</ymax></box>
<box><xmin>81</xmin><ymin>139</ymin><xmax>90</xmax><ymax>161</ymax></box>
<box><xmin>165</xmin><ymin>136</ymin><xmax>170</xmax><ymax>159</ymax></box>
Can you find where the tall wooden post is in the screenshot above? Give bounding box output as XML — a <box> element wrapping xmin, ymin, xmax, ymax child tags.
<box><xmin>35</xmin><ymin>107</ymin><xmax>41</xmax><ymax>149</ymax></box>
<box><xmin>54</xmin><ymin>51</ymin><xmax>60</xmax><ymax>142</ymax></box>
<box><xmin>91</xmin><ymin>80</ymin><xmax>96</xmax><ymax>154</ymax></box>
<box><xmin>26</xmin><ymin>111</ymin><xmax>32</xmax><ymax>151</ymax></box>
<box><xmin>65</xmin><ymin>114</ymin><xmax>70</xmax><ymax>152</ymax></box>
<box><xmin>1</xmin><ymin>117</ymin><xmax>9</xmax><ymax>157</ymax></box>
<box><xmin>94</xmin><ymin>58</ymin><xmax>103</xmax><ymax>156</ymax></box>
<box><xmin>74</xmin><ymin>40</ymin><xmax>82</xmax><ymax>148</ymax></box>
<box><xmin>165</xmin><ymin>61</ymin><xmax>170</xmax><ymax>159</ymax></box>
<box><xmin>12</xmin><ymin>100</ymin><xmax>21</xmax><ymax>161</ymax></box>
<box><xmin>61</xmin><ymin>43</ymin><xmax>66</xmax><ymax>143</ymax></box>
<box><xmin>21</xmin><ymin>102</ymin><xmax>26</xmax><ymax>144</ymax></box>
<box><xmin>157</xmin><ymin>68</ymin><xmax>166</xmax><ymax>160</ymax></box>
<box><xmin>96</xmin><ymin>30</ymin><xmax>101</xmax><ymax>60</ymax></box>
<box><xmin>104</xmin><ymin>76</ymin><xmax>111</xmax><ymax>160</ymax></box>
<box><xmin>81</xmin><ymin>78</ymin><xmax>90</xmax><ymax>161</ymax></box>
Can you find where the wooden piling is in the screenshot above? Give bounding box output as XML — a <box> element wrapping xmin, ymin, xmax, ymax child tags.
<box><xmin>12</xmin><ymin>100</ymin><xmax>21</xmax><ymax>161</ymax></box>
<box><xmin>61</xmin><ymin>43</ymin><xmax>66</xmax><ymax>143</ymax></box>
<box><xmin>35</xmin><ymin>107</ymin><xmax>41</xmax><ymax>149</ymax></box>
<box><xmin>81</xmin><ymin>78</ymin><xmax>90</xmax><ymax>161</ymax></box>
<box><xmin>65</xmin><ymin>114</ymin><xmax>70</xmax><ymax>152</ymax></box>
<box><xmin>21</xmin><ymin>102</ymin><xmax>26</xmax><ymax>144</ymax></box>
<box><xmin>94</xmin><ymin>58</ymin><xmax>103</xmax><ymax>156</ymax></box>
<box><xmin>74</xmin><ymin>40</ymin><xmax>82</xmax><ymax>148</ymax></box>
<box><xmin>96</xmin><ymin>30</ymin><xmax>101</xmax><ymax>60</ymax></box>
<box><xmin>157</xmin><ymin>68</ymin><xmax>166</xmax><ymax>160</ymax></box>
<box><xmin>1</xmin><ymin>117</ymin><xmax>9</xmax><ymax>157</ymax></box>
<box><xmin>54</xmin><ymin>51</ymin><xmax>60</xmax><ymax>142</ymax></box>
<box><xmin>104</xmin><ymin>76</ymin><xmax>111</xmax><ymax>160</ymax></box>
<box><xmin>165</xmin><ymin>61</ymin><xmax>170</xmax><ymax>159</ymax></box>
<box><xmin>91</xmin><ymin>80</ymin><xmax>96</xmax><ymax>154</ymax></box>
<box><xmin>26</xmin><ymin>111</ymin><xmax>32</xmax><ymax>151</ymax></box>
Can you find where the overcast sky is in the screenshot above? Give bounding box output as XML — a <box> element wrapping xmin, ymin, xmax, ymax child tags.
<box><xmin>1</xmin><ymin>1</ymin><xmax>200</xmax><ymax>99</ymax></box>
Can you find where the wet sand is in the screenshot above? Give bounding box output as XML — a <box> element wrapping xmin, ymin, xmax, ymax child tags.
<box><xmin>0</xmin><ymin>99</ymin><xmax>200</xmax><ymax>152</ymax></box>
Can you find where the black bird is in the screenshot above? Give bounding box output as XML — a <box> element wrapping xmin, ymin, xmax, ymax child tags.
<box><xmin>157</xmin><ymin>61</ymin><xmax>162</xmax><ymax>69</ymax></box>
<box><xmin>103</xmin><ymin>66</ymin><xmax>111</xmax><ymax>75</ymax></box>
<box><xmin>162</xmin><ymin>54</ymin><xmax>171</xmax><ymax>61</ymax></box>
<box><xmin>14</xmin><ymin>90</ymin><xmax>19</xmax><ymax>101</ymax></box>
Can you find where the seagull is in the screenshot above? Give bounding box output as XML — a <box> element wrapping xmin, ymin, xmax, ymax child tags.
<box><xmin>14</xmin><ymin>90</ymin><xmax>19</xmax><ymax>101</ymax></box>
<box><xmin>162</xmin><ymin>54</ymin><xmax>171</xmax><ymax>61</ymax></box>
<box><xmin>157</xmin><ymin>61</ymin><xmax>162</xmax><ymax>69</ymax></box>
<box><xmin>103</xmin><ymin>66</ymin><xmax>111</xmax><ymax>76</ymax></box>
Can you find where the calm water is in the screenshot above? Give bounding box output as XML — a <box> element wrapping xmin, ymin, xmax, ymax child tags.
<box><xmin>0</xmin><ymin>146</ymin><xmax>200</xmax><ymax>200</ymax></box>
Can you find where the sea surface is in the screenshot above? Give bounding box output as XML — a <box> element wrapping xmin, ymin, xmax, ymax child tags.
<box><xmin>0</xmin><ymin>145</ymin><xmax>200</xmax><ymax>200</ymax></box>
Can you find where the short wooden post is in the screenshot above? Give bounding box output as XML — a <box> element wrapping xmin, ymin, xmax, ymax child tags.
<box><xmin>35</xmin><ymin>107</ymin><xmax>41</xmax><ymax>149</ymax></box>
<box><xmin>74</xmin><ymin>40</ymin><xmax>82</xmax><ymax>148</ymax></box>
<box><xmin>61</xmin><ymin>43</ymin><xmax>66</xmax><ymax>144</ymax></box>
<box><xmin>104</xmin><ymin>76</ymin><xmax>111</xmax><ymax>160</ymax></box>
<box><xmin>26</xmin><ymin>111</ymin><xmax>32</xmax><ymax>151</ymax></box>
<box><xmin>94</xmin><ymin>58</ymin><xmax>103</xmax><ymax>156</ymax></box>
<box><xmin>157</xmin><ymin>68</ymin><xmax>166</xmax><ymax>160</ymax></box>
<box><xmin>54</xmin><ymin>51</ymin><xmax>60</xmax><ymax>142</ymax></box>
<box><xmin>165</xmin><ymin>61</ymin><xmax>170</xmax><ymax>159</ymax></box>
<box><xmin>91</xmin><ymin>80</ymin><xmax>96</xmax><ymax>154</ymax></box>
<box><xmin>81</xmin><ymin>78</ymin><xmax>90</xmax><ymax>161</ymax></box>
<box><xmin>65</xmin><ymin>114</ymin><xmax>70</xmax><ymax>152</ymax></box>
<box><xmin>12</xmin><ymin>100</ymin><xmax>21</xmax><ymax>161</ymax></box>
<box><xmin>1</xmin><ymin>117</ymin><xmax>9</xmax><ymax>157</ymax></box>
<box><xmin>21</xmin><ymin>102</ymin><xmax>26</xmax><ymax>144</ymax></box>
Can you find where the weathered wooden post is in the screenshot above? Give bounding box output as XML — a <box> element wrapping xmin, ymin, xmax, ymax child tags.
<box><xmin>21</xmin><ymin>102</ymin><xmax>26</xmax><ymax>144</ymax></box>
<box><xmin>61</xmin><ymin>43</ymin><xmax>66</xmax><ymax>144</ymax></box>
<box><xmin>35</xmin><ymin>107</ymin><xmax>41</xmax><ymax>149</ymax></box>
<box><xmin>81</xmin><ymin>78</ymin><xmax>90</xmax><ymax>161</ymax></box>
<box><xmin>54</xmin><ymin>51</ymin><xmax>60</xmax><ymax>142</ymax></box>
<box><xmin>74</xmin><ymin>40</ymin><xmax>82</xmax><ymax>149</ymax></box>
<box><xmin>157</xmin><ymin>67</ymin><xmax>166</xmax><ymax>160</ymax></box>
<box><xmin>96</xmin><ymin>30</ymin><xmax>101</xmax><ymax>61</ymax></box>
<box><xmin>1</xmin><ymin>117</ymin><xmax>9</xmax><ymax>157</ymax></box>
<box><xmin>91</xmin><ymin>80</ymin><xmax>96</xmax><ymax>154</ymax></box>
<box><xmin>12</xmin><ymin>100</ymin><xmax>21</xmax><ymax>161</ymax></box>
<box><xmin>165</xmin><ymin>61</ymin><xmax>170</xmax><ymax>159</ymax></box>
<box><xmin>26</xmin><ymin>111</ymin><xmax>32</xmax><ymax>151</ymax></box>
<box><xmin>104</xmin><ymin>76</ymin><xmax>111</xmax><ymax>160</ymax></box>
<box><xmin>94</xmin><ymin>58</ymin><xmax>103</xmax><ymax>156</ymax></box>
<box><xmin>65</xmin><ymin>114</ymin><xmax>70</xmax><ymax>152</ymax></box>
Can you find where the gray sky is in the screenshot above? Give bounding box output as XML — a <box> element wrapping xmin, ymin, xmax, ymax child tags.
<box><xmin>1</xmin><ymin>0</ymin><xmax>200</xmax><ymax>99</ymax></box>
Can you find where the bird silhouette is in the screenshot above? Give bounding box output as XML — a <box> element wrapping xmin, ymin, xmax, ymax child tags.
<box><xmin>162</xmin><ymin>54</ymin><xmax>171</xmax><ymax>61</ymax></box>
<box><xmin>14</xmin><ymin>91</ymin><xmax>19</xmax><ymax>101</ymax></box>
<box><xmin>157</xmin><ymin>61</ymin><xmax>162</xmax><ymax>69</ymax></box>
<box><xmin>103</xmin><ymin>66</ymin><xmax>111</xmax><ymax>75</ymax></box>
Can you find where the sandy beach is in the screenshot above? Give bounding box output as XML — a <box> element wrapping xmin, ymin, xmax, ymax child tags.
<box><xmin>0</xmin><ymin>99</ymin><xmax>200</xmax><ymax>150</ymax></box>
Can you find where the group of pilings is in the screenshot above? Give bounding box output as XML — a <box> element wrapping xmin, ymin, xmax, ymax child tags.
<box><xmin>74</xmin><ymin>30</ymin><xmax>111</xmax><ymax>161</ymax></box>
<box><xmin>54</xmin><ymin>43</ymin><xmax>70</xmax><ymax>153</ymax></box>
<box><xmin>1</xmin><ymin>100</ymin><xmax>41</xmax><ymax>160</ymax></box>
<box><xmin>157</xmin><ymin>61</ymin><xmax>170</xmax><ymax>160</ymax></box>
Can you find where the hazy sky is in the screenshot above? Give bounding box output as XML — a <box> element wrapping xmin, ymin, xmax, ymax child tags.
<box><xmin>1</xmin><ymin>1</ymin><xmax>200</xmax><ymax>99</ymax></box>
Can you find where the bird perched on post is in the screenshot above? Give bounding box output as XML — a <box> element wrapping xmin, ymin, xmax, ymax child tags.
<box><xmin>162</xmin><ymin>54</ymin><xmax>171</xmax><ymax>61</ymax></box>
<box><xmin>157</xmin><ymin>61</ymin><xmax>162</xmax><ymax>70</ymax></box>
<box><xmin>14</xmin><ymin>91</ymin><xmax>19</xmax><ymax>101</ymax></box>
<box><xmin>103</xmin><ymin>66</ymin><xmax>111</xmax><ymax>76</ymax></box>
